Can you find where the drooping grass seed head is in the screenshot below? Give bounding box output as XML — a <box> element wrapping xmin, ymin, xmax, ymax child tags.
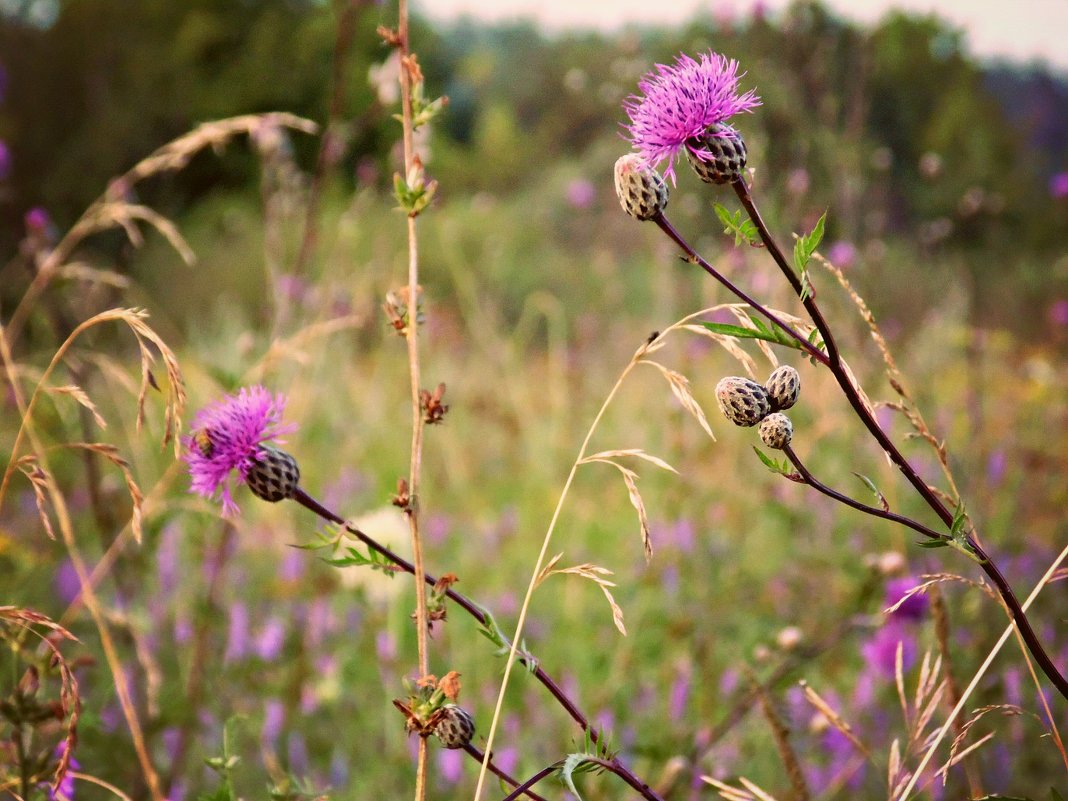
<box><xmin>765</xmin><ymin>365</ymin><xmax>801</xmax><ymax>411</ymax></box>
<box><xmin>623</xmin><ymin>51</ymin><xmax>760</xmax><ymax>185</ymax></box>
<box><xmin>715</xmin><ymin>376</ymin><xmax>771</xmax><ymax>427</ymax></box>
<box><xmin>758</xmin><ymin>412</ymin><xmax>793</xmax><ymax>450</ymax></box>
<box><xmin>432</xmin><ymin>704</ymin><xmax>475</xmax><ymax>749</ymax></box>
<box><xmin>184</xmin><ymin>385</ymin><xmax>297</xmax><ymax>516</ymax></box>
<box><xmin>686</xmin><ymin>122</ymin><xmax>748</xmax><ymax>185</ymax></box>
<box><xmin>614</xmin><ymin>154</ymin><xmax>669</xmax><ymax>220</ymax></box>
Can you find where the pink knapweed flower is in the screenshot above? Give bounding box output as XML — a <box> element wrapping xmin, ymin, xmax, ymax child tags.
<box><xmin>184</xmin><ymin>385</ymin><xmax>296</xmax><ymax>516</ymax></box>
<box><xmin>623</xmin><ymin>51</ymin><xmax>761</xmax><ymax>184</ymax></box>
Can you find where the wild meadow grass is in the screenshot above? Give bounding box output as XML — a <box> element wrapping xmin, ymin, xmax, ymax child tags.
<box><xmin>3</xmin><ymin>11</ymin><xmax>1068</xmax><ymax>801</ymax></box>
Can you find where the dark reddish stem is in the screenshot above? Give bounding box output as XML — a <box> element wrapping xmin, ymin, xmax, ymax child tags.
<box><xmin>729</xmin><ymin>178</ymin><xmax>1068</xmax><ymax>701</ymax></box>
<box><xmin>462</xmin><ymin>744</ymin><xmax>549</xmax><ymax>801</ymax></box>
<box><xmin>498</xmin><ymin>762</ymin><xmax>560</xmax><ymax>801</ymax></box>
<box><xmin>289</xmin><ymin>487</ymin><xmax>666</xmax><ymax>801</ymax></box>
<box><xmin>654</xmin><ymin>213</ymin><xmax>829</xmax><ymax>366</ymax></box>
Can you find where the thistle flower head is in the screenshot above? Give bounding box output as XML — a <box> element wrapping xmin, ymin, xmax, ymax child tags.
<box><xmin>184</xmin><ymin>385</ymin><xmax>297</xmax><ymax>516</ymax></box>
<box><xmin>623</xmin><ymin>51</ymin><xmax>761</xmax><ymax>184</ymax></box>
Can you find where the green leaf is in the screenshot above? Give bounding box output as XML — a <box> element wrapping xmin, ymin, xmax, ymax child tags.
<box><xmin>794</xmin><ymin>212</ymin><xmax>827</xmax><ymax>301</ymax></box>
<box><xmin>916</xmin><ymin>539</ymin><xmax>951</xmax><ymax>549</ymax></box>
<box><xmin>713</xmin><ymin>202</ymin><xmax>759</xmax><ymax>246</ymax></box>
<box><xmin>752</xmin><ymin>446</ymin><xmax>791</xmax><ymax>476</ymax></box>
<box><xmin>852</xmin><ymin>472</ymin><xmax>889</xmax><ymax>511</ymax></box>
<box><xmin>699</xmin><ymin>319</ymin><xmax>805</xmax><ymax>352</ymax></box>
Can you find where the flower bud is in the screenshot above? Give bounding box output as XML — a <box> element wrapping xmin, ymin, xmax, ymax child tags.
<box><xmin>433</xmin><ymin>704</ymin><xmax>475</xmax><ymax>749</ymax></box>
<box><xmin>246</xmin><ymin>446</ymin><xmax>300</xmax><ymax>503</ymax></box>
<box><xmin>758</xmin><ymin>412</ymin><xmax>793</xmax><ymax>450</ymax></box>
<box><xmin>686</xmin><ymin>123</ymin><xmax>747</xmax><ymax>185</ymax></box>
<box><xmin>715</xmin><ymin>376</ymin><xmax>771</xmax><ymax>427</ymax></box>
<box><xmin>765</xmin><ymin>365</ymin><xmax>801</xmax><ymax>411</ymax></box>
<box><xmin>614</xmin><ymin>154</ymin><xmax>669</xmax><ymax>221</ymax></box>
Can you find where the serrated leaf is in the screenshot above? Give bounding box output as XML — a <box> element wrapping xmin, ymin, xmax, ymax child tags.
<box><xmin>752</xmin><ymin>446</ymin><xmax>791</xmax><ymax>476</ymax></box>
<box><xmin>712</xmin><ymin>201</ymin><xmax>759</xmax><ymax>246</ymax></box>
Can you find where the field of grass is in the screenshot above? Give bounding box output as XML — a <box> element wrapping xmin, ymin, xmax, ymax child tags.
<box><xmin>3</xmin><ymin>8</ymin><xmax>1068</xmax><ymax>801</ymax></box>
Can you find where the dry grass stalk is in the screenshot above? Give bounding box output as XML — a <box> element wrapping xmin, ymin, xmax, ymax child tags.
<box><xmin>746</xmin><ymin>671</ymin><xmax>810</xmax><ymax>801</ymax></box>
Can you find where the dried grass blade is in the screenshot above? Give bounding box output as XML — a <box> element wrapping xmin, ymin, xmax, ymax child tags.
<box><xmin>645</xmin><ymin>360</ymin><xmax>716</xmax><ymax>440</ymax></box>
<box><xmin>800</xmin><ymin>681</ymin><xmax>872</xmax><ymax>759</ymax></box>
<box><xmin>581</xmin><ymin>448</ymin><xmax>678</xmax><ymax>473</ymax></box>
<box><xmin>45</xmin><ymin>385</ymin><xmax>108</xmax><ymax>429</ymax></box>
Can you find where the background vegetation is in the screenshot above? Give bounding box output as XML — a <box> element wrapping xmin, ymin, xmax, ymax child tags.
<box><xmin>2</xmin><ymin>0</ymin><xmax>1067</xmax><ymax>798</ymax></box>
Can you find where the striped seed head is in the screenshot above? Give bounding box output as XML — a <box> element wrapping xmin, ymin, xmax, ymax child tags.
<box><xmin>433</xmin><ymin>704</ymin><xmax>475</xmax><ymax>749</ymax></box>
<box><xmin>246</xmin><ymin>446</ymin><xmax>300</xmax><ymax>503</ymax></box>
<box><xmin>686</xmin><ymin>123</ymin><xmax>748</xmax><ymax>185</ymax></box>
<box><xmin>715</xmin><ymin>376</ymin><xmax>771</xmax><ymax>427</ymax></box>
<box><xmin>614</xmin><ymin>154</ymin><xmax>669</xmax><ymax>221</ymax></box>
<box><xmin>758</xmin><ymin>412</ymin><xmax>793</xmax><ymax>450</ymax></box>
<box><xmin>765</xmin><ymin>365</ymin><xmax>801</xmax><ymax>411</ymax></box>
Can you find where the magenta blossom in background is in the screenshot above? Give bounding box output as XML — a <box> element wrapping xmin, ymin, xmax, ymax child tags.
<box><xmin>1049</xmin><ymin>172</ymin><xmax>1068</xmax><ymax>199</ymax></box>
<box><xmin>623</xmin><ymin>51</ymin><xmax>760</xmax><ymax>184</ymax></box>
<box><xmin>0</xmin><ymin>140</ymin><xmax>11</xmax><ymax>181</ymax></box>
<box><xmin>1048</xmin><ymin>299</ymin><xmax>1068</xmax><ymax>327</ymax></box>
<box><xmin>826</xmin><ymin>240</ymin><xmax>857</xmax><ymax>269</ymax></box>
<box><xmin>565</xmin><ymin>178</ymin><xmax>596</xmax><ymax>209</ymax></box>
<box><xmin>184</xmin><ymin>385</ymin><xmax>296</xmax><ymax>516</ymax></box>
<box><xmin>884</xmin><ymin>576</ymin><xmax>928</xmax><ymax>622</ymax></box>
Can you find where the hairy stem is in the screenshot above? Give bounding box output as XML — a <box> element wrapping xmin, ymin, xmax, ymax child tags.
<box><xmin>396</xmin><ymin>1</ymin><xmax>430</xmax><ymax>798</ymax></box>
<box><xmin>733</xmin><ymin>178</ymin><xmax>1068</xmax><ymax>701</ymax></box>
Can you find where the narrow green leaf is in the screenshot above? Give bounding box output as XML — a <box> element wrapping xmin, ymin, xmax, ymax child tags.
<box><xmin>560</xmin><ymin>754</ymin><xmax>590</xmax><ymax>801</ymax></box>
<box><xmin>700</xmin><ymin>321</ymin><xmax>768</xmax><ymax>339</ymax></box>
<box><xmin>916</xmin><ymin>539</ymin><xmax>951</xmax><ymax>549</ymax></box>
<box><xmin>852</xmin><ymin>472</ymin><xmax>889</xmax><ymax>511</ymax></box>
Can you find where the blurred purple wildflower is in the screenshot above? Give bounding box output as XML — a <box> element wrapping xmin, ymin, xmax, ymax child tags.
<box><xmin>46</xmin><ymin>741</ymin><xmax>79</xmax><ymax>801</ymax></box>
<box><xmin>263</xmin><ymin>699</ymin><xmax>286</xmax><ymax>744</ymax></box>
<box><xmin>1048</xmin><ymin>298</ymin><xmax>1068</xmax><ymax>326</ymax></box>
<box><xmin>255</xmin><ymin>616</ymin><xmax>286</xmax><ymax>661</ymax></box>
<box><xmin>884</xmin><ymin>576</ymin><xmax>928</xmax><ymax>621</ymax></box>
<box><xmin>184</xmin><ymin>385</ymin><xmax>296</xmax><ymax>516</ymax></box>
<box><xmin>987</xmin><ymin>449</ymin><xmax>1007</xmax><ymax>486</ymax></box>
<box><xmin>224</xmin><ymin>601</ymin><xmax>250</xmax><ymax>663</ymax></box>
<box><xmin>1049</xmin><ymin>171</ymin><xmax>1068</xmax><ymax>199</ymax></box>
<box><xmin>438</xmin><ymin>747</ymin><xmax>464</xmax><ymax>783</ymax></box>
<box><xmin>565</xmin><ymin>178</ymin><xmax>596</xmax><ymax>209</ymax></box>
<box><xmin>53</xmin><ymin>559</ymin><xmax>80</xmax><ymax>606</ymax></box>
<box><xmin>0</xmin><ymin>140</ymin><xmax>11</xmax><ymax>181</ymax></box>
<box><xmin>623</xmin><ymin>51</ymin><xmax>760</xmax><ymax>184</ymax></box>
<box><xmin>861</xmin><ymin>620</ymin><xmax>916</xmax><ymax>678</ymax></box>
<box><xmin>826</xmin><ymin>240</ymin><xmax>857</xmax><ymax>268</ymax></box>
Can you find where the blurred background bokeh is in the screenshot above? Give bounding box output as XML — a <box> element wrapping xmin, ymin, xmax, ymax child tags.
<box><xmin>2</xmin><ymin>1</ymin><xmax>1067</xmax><ymax>798</ymax></box>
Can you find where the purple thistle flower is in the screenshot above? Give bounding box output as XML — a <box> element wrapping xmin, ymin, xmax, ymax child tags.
<box><xmin>623</xmin><ymin>51</ymin><xmax>761</xmax><ymax>184</ymax></box>
<box><xmin>184</xmin><ymin>385</ymin><xmax>296</xmax><ymax>516</ymax></box>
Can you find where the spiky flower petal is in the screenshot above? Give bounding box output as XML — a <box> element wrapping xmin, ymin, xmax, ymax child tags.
<box><xmin>623</xmin><ymin>51</ymin><xmax>760</xmax><ymax>184</ymax></box>
<box><xmin>184</xmin><ymin>385</ymin><xmax>297</xmax><ymax>516</ymax></box>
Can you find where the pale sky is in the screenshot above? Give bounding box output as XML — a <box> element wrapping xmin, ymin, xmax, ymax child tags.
<box><xmin>418</xmin><ymin>0</ymin><xmax>1068</xmax><ymax>73</ymax></box>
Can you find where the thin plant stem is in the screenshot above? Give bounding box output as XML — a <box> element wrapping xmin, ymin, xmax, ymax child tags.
<box><xmin>396</xmin><ymin>1</ymin><xmax>430</xmax><ymax>797</ymax></box>
<box><xmin>897</xmin><ymin>541</ymin><xmax>1068</xmax><ymax>800</ymax></box>
<box><xmin>462</xmin><ymin>745</ymin><xmax>550</xmax><ymax>801</ymax></box>
<box><xmin>497</xmin><ymin>762</ymin><xmax>560</xmax><ymax>801</ymax></box>
<box><xmin>470</xmin><ymin>310</ymin><xmax>728</xmax><ymax>801</ymax></box>
<box><xmin>653</xmin><ymin>213</ymin><xmax>828</xmax><ymax>366</ymax></box>
<box><xmin>730</xmin><ymin>177</ymin><xmax>1068</xmax><ymax>700</ymax></box>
